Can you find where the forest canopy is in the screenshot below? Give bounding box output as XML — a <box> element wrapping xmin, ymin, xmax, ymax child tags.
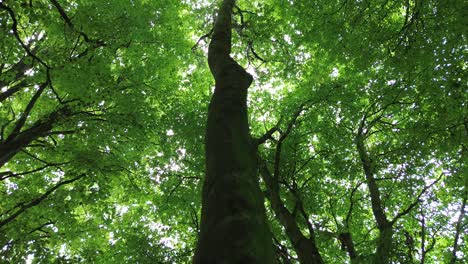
<box><xmin>0</xmin><ymin>0</ymin><xmax>466</xmax><ymax>263</ymax></box>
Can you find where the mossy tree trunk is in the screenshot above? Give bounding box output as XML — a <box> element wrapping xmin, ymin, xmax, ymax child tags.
<box><xmin>193</xmin><ymin>0</ymin><xmax>276</xmax><ymax>263</ymax></box>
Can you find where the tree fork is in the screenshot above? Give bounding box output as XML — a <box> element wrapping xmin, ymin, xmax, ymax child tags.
<box><xmin>194</xmin><ymin>0</ymin><xmax>276</xmax><ymax>263</ymax></box>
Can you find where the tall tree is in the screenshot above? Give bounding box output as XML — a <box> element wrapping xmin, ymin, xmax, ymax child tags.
<box><xmin>194</xmin><ymin>0</ymin><xmax>276</xmax><ymax>262</ymax></box>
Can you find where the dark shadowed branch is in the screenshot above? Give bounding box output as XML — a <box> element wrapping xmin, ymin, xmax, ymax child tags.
<box><xmin>0</xmin><ymin>173</ymin><xmax>85</xmax><ymax>228</ymax></box>
<box><xmin>450</xmin><ymin>194</ymin><xmax>467</xmax><ymax>264</ymax></box>
<box><xmin>0</xmin><ymin>3</ymin><xmax>49</xmax><ymax>68</ymax></box>
<box><xmin>391</xmin><ymin>173</ymin><xmax>444</xmax><ymax>225</ymax></box>
<box><xmin>49</xmin><ymin>0</ymin><xmax>105</xmax><ymax>47</ymax></box>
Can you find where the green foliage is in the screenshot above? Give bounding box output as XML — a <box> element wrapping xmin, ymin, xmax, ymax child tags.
<box><xmin>0</xmin><ymin>0</ymin><xmax>465</xmax><ymax>263</ymax></box>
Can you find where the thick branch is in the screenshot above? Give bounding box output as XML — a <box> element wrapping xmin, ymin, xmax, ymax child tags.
<box><xmin>7</xmin><ymin>82</ymin><xmax>48</xmax><ymax>139</ymax></box>
<box><xmin>272</xmin><ymin>104</ymin><xmax>307</xmax><ymax>180</ymax></box>
<box><xmin>49</xmin><ymin>0</ymin><xmax>74</xmax><ymax>28</ymax></box>
<box><xmin>255</xmin><ymin>126</ymin><xmax>278</xmax><ymax>146</ymax></box>
<box><xmin>260</xmin><ymin>158</ymin><xmax>323</xmax><ymax>264</ymax></box>
<box><xmin>0</xmin><ymin>107</ymin><xmax>71</xmax><ymax>168</ymax></box>
<box><xmin>0</xmin><ymin>80</ymin><xmax>28</xmax><ymax>103</ymax></box>
<box><xmin>355</xmin><ymin>132</ymin><xmax>389</xmax><ymax>230</ymax></box>
<box><xmin>297</xmin><ymin>199</ymin><xmax>315</xmax><ymax>239</ymax></box>
<box><xmin>338</xmin><ymin>232</ymin><xmax>358</xmax><ymax>260</ymax></box>
<box><xmin>273</xmin><ymin>235</ymin><xmax>295</xmax><ymax>264</ymax></box>
<box><xmin>0</xmin><ymin>57</ymin><xmax>30</xmax><ymax>95</ymax></box>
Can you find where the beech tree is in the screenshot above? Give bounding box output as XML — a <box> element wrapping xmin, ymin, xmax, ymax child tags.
<box><xmin>194</xmin><ymin>0</ymin><xmax>275</xmax><ymax>262</ymax></box>
<box><xmin>0</xmin><ymin>0</ymin><xmax>466</xmax><ymax>263</ymax></box>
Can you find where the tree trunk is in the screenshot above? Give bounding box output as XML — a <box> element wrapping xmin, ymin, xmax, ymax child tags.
<box><xmin>373</xmin><ymin>226</ymin><xmax>393</xmax><ymax>264</ymax></box>
<box><xmin>260</xmin><ymin>161</ymin><xmax>323</xmax><ymax>264</ymax></box>
<box><xmin>450</xmin><ymin>195</ymin><xmax>466</xmax><ymax>264</ymax></box>
<box><xmin>338</xmin><ymin>232</ymin><xmax>358</xmax><ymax>263</ymax></box>
<box><xmin>193</xmin><ymin>1</ymin><xmax>276</xmax><ymax>263</ymax></box>
<box><xmin>267</xmin><ymin>190</ymin><xmax>323</xmax><ymax>264</ymax></box>
<box><xmin>355</xmin><ymin>132</ymin><xmax>393</xmax><ymax>264</ymax></box>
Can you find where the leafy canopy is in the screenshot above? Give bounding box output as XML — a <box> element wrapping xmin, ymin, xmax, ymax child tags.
<box><xmin>0</xmin><ymin>0</ymin><xmax>465</xmax><ymax>263</ymax></box>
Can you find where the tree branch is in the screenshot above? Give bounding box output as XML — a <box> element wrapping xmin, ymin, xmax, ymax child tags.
<box><xmin>355</xmin><ymin>128</ymin><xmax>389</xmax><ymax>230</ymax></box>
<box><xmin>346</xmin><ymin>182</ymin><xmax>364</xmax><ymax>225</ymax></box>
<box><xmin>0</xmin><ymin>174</ymin><xmax>85</xmax><ymax>228</ymax></box>
<box><xmin>49</xmin><ymin>0</ymin><xmax>105</xmax><ymax>47</ymax></box>
<box><xmin>6</xmin><ymin>82</ymin><xmax>48</xmax><ymax>139</ymax></box>
<box><xmin>0</xmin><ymin>3</ymin><xmax>49</xmax><ymax>68</ymax></box>
<box><xmin>255</xmin><ymin>126</ymin><xmax>278</xmax><ymax>146</ymax></box>
<box><xmin>450</xmin><ymin>195</ymin><xmax>467</xmax><ymax>264</ymax></box>
<box><xmin>191</xmin><ymin>28</ymin><xmax>214</xmax><ymax>51</ymax></box>
<box><xmin>391</xmin><ymin>173</ymin><xmax>444</xmax><ymax>224</ymax></box>
<box><xmin>0</xmin><ymin>80</ymin><xmax>29</xmax><ymax>103</ymax></box>
<box><xmin>0</xmin><ymin>161</ymin><xmax>71</xmax><ymax>181</ymax></box>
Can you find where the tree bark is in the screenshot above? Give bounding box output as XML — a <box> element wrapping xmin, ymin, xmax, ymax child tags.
<box><xmin>450</xmin><ymin>195</ymin><xmax>466</xmax><ymax>264</ymax></box>
<box><xmin>338</xmin><ymin>232</ymin><xmax>358</xmax><ymax>263</ymax></box>
<box><xmin>355</xmin><ymin>131</ymin><xmax>393</xmax><ymax>264</ymax></box>
<box><xmin>0</xmin><ymin>107</ymin><xmax>69</xmax><ymax>168</ymax></box>
<box><xmin>193</xmin><ymin>1</ymin><xmax>276</xmax><ymax>263</ymax></box>
<box><xmin>260</xmin><ymin>160</ymin><xmax>324</xmax><ymax>264</ymax></box>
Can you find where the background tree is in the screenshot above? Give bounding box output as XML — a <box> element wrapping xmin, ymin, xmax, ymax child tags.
<box><xmin>0</xmin><ymin>0</ymin><xmax>195</xmax><ymax>262</ymax></box>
